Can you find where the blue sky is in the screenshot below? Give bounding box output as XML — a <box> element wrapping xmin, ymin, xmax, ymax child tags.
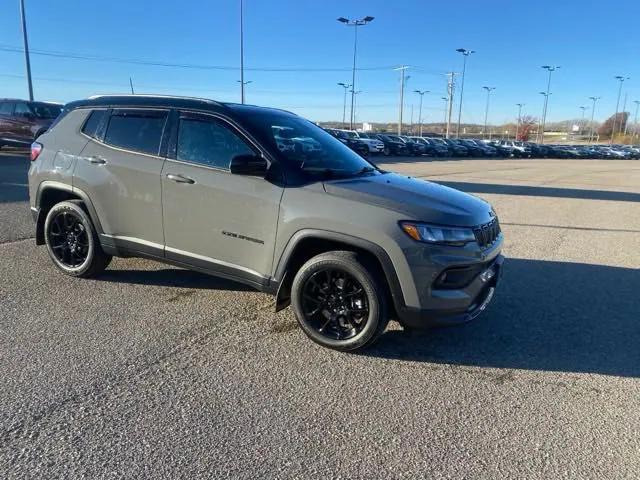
<box><xmin>1</xmin><ymin>0</ymin><xmax>639</xmax><ymax>125</ymax></box>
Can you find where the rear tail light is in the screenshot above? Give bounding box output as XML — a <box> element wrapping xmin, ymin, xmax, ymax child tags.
<box><xmin>30</xmin><ymin>142</ymin><xmax>43</xmax><ymax>162</ymax></box>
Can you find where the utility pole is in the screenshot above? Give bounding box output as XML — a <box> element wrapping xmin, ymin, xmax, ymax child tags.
<box><xmin>337</xmin><ymin>16</ymin><xmax>374</xmax><ymax>130</ymax></box>
<box><xmin>538</xmin><ymin>92</ymin><xmax>551</xmax><ymax>143</ymax></box>
<box><xmin>445</xmin><ymin>72</ymin><xmax>456</xmax><ymax>139</ymax></box>
<box><xmin>337</xmin><ymin>82</ymin><xmax>351</xmax><ymax>128</ymax></box>
<box><xmin>237</xmin><ymin>80</ymin><xmax>252</xmax><ymax>102</ymax></box>
<box><xmin>611</xmin><ymin>75</ymin><xmax>628</xmax><ymax>144</ymax></box>
<box><xmin>19</xmin><ymin>0</ymin><xmax>34</xmax><ymax>101</ymax></box>
<box><xmin>539</xmin><ymin>65</ymin><xmax>560</xmax><ymax>144</ymax></box>
<box><xmin>129</xmin><ymin>77</ymin><xmax>135</xmax><ymax>94</ymax></box>
<box><xmin>588</xmin><ymin>96</ymin><xmax>600</xmax><ymax>144</ymax></box>
<box><xmin>239</xmin><ymin>0</ymin><xmax>245</xmax><ymax>104</ymax></box>
<box><xmin>455</xmin><ymin>48</ymin><xmax>475</xmax><ymax>137</ymax></box>
<box><xmin>633</xmin><ymin>100</ymin><xmax>640</xmax><ymax>145</ymax></box>
<box><xmin>515</xmin><ymin>103</ymin><xmax>524</xmax><ymax>140</ymax></box>
<box><xmin>395</xmin><ymin>65</ymin><xmax>410</xmax><ymax>135</ymax></box>
<box><xmin>622</xmin><ymin>92</ymin><xmax>629</xmax><ymax>136</ymax></box>
<box><xmin>352</xmin><ymin>90</ymin><xmax>362</xmax><ymax>126</ymax></box>
<box><xmin>414</xmin><ymin>90</ymin><xmax>429</xmax><ymax>136</ymax></box>
<box><xmin>482</xmin><ymin>86</ymin><xmax>495</xmax><ymax>139</ymax></box>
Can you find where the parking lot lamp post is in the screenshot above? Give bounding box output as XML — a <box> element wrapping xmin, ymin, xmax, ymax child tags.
<box><xmin>482</xmin><ymin>86</ymin><xmax>495</xmax><ymax>139</ymax></box>
<box><xmin>441</xmin><ymin>97</ymin><xmax>449</xmax><ymax>133</ymax></box>
<box><xmin>610</xmin><ymin>76</ymin><xmax>629</xmax><ymax>144</ymax></box>
<box><xmin>539</xmin><ymin>65</ymin><xmax>560</xmax><ymax>144</ymax></box>
<box><xmin>19</xmin><ymin>0</ymin><xmax>33</xmax><ymax>101</ymax></box>
<box><xmin>633</xmin><ymin>100</ymin><xmax>640</xmax><ymax>145</ymax></box>
<box><xmin>239</xmin><ymin>0</ymin><xmax>245</xmax><ymax>104</ymax></box>
<box><xmin>414</xmin><ymin>90</ymin><xmax>429</xmax><ymax>136</ymax></box>
<box><xmin>515</xmin><ymin>103</ymin><xmax>524</xmax><ymax>140</ymax></box>
<box><xmin>578</xmin><ymin>106</ymin><xmax>588</xmax><ymax>137</ymax></box>
<box><xmin>337</xmin><ymin>16</ymin><xmax>374</xmax><ymax>130</ymax></box>
<box><xmin>588</xmin><ymin>96</ymin><xmax>600</xmax><ymax>144</ymax></box>
<box><xmin>337</xmin><ymin>82</ymin><xmax>351</xmax><ymax>128</ymax></box>
<box><xmin>352</xmin><ymin>90</ymin><xmax>362</xmax><ymax>126</ymax></box>
<box><xmin>538</xmin><ymin>91</ymin><xmax>551</xmax><ymax>143</ymax></box>
<box><xmin>455</xmin><ymin>48</ymin><xmax>475</xmax><ymax>137</ymax></box>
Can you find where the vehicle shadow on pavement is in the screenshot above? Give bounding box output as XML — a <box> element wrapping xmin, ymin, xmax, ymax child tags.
<box><xmin>366</xmin><ymin>258</ymin><xmax>640</xmax><ymax>378</ymax></box>
<box><xmin>98</xmin><ymin>268</ymin><xmax>254</xmax><ymax>291</ymax></box>
<box><xmin>437</xmin><ymin>181</ymin><xmax>640</xmax><ymax>203</ymax></box>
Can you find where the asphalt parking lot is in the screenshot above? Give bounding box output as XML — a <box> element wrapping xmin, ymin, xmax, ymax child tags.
<box><xmin>1</xmin><ymin>149</ymin><xmax>639</xmax><ymax>479</ymax></box>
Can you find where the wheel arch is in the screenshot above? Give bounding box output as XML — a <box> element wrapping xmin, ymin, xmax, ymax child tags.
<box><xmin>273</xmin><ymin>229</ymin><xmax>404</xmax><ymax>316</ymax></box>
<box><xmin>35</xmin><ymin>182</ymin><xmax>103</xmax><ymax>245</ymax></box>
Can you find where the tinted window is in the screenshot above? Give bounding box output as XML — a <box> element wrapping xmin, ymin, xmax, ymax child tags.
<box><xmin>104</xmin><ymin>110</ymin><xmax>167</xmax><ymax>155</ymax></box>
<box><xmin>177</xmin><ymin>117</ymin><xmax>253</xmax><ymax>170</ymax></box>
<box><xmin>82</xmin><ymin>110</ymin><xmax>107</xmax><ymax>139</ymax></box>
<box><xmin>14</xmin><ymin>103</ymin><xmax>32</xmax><ymax>117</ymax></box>
<box><xmin>0</xmin><ymin>102</ymin><xmax>14</xmax><ymax>115</ymax></box>
<box><xmin>32</xmin><ymin>103</ymin><xmax>62</xmax><ymax>119</ymax></box>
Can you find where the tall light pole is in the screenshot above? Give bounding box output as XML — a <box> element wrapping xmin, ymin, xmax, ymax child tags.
<box><xmin>352</xmin><ymin>90</ymin><xmax>362</xmax><ymax>126</ymax></box>
<box><xmin>239</xmin><ymin>0</ymin><xmax>245</xmax><ymax>104</ymax></box>
<box><xmin>445</xmin><ymin>72</ymin><xmax>456</xmax><ymax>138</ymax></box>
<box><xmin>455</xmin><ymin>48</ymin><xmax>475</xmax><ymax>137</ymax></box>
<box><xmin>515</xmin><ymin>103</ymin><xmax>524</xmax><ymax>140</ymax></box>
<box><xmin>337</xmin><ymin>16</ymin><xmax>374</xmax><ymax>130</ymax></box>
<box><xmin>539</xmin><ymin>65</ymin><xmax>560</xmax><ymax>144</ymax></box>
<box><xmin>482</xmin><ymin>86</ymin><xmax>495</xmax><ymax>139</ymax></box>
<box><xmin>538</xmin><ymin>91</ymin><xmax>551</xmax><ymax>143</ymax></box>
<box><xmin>414</xmin><ymin>90</ymin><xmax>429</xmax><ymax>136</ymax></box>
<box><xmin>19</xmin><ymin>0</ymin><xmax>34</xmax><ymax>101</ymax></box>
<box><xmin>237</xmin><ymin>80</ymin><xmax>252</xmax><ymax>102</ymax></box>
<box><xmin>588</xmin><ymin>96</ymin><xmax>600</xmax><ymax>144</ymax></box>
<box><xmin>578</xmin><ymin>106</ymin><xmax>588</xmax><ymax>138</ymax></box>
<box><xmin>337</xmin><ymin>82</ymin><xmax>351</xmax><ymax>128</ymax></box>
<box><xmin>610</xmin><ymin>76</ymin><xmax>629</xmax><ymax>144</ymax></box>
<box><xmin>395</xmin><ymin>66</ymin><xmax>410</xmax><ymax>135</ymax></box>
<box><xmin>633</xmin><ymin>100</ymin><xmax>640</xmax><ymax>145</ymax></box>
<box><xmin>441</xmin><ymin>97</ymin><xmax>449</xmax><ymax>133</ymax></box>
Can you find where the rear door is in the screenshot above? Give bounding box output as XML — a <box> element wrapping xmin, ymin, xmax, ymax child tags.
<box><xmin>74</xmin><ymin>108</ymin><xmax>169</xmax><ymax>254</ymax></box>
<box><xmin>0</xmin><ymin>101</ymin><xmax>16</xmax><ymax>143</ymax></box>
<box><xmin>161</xmin><ymin>111</ymin><xmax>283</xmax><ymax>285</ymax></box>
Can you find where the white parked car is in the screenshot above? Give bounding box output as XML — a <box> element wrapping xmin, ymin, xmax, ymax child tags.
<box><xmin>337</xmin><ymin>129</ymin><xmax>385</xmax><ymax>154</ymax></box>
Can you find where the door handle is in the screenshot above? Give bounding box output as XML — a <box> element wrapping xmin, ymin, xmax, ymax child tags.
<box><xmin>88</xmin><ymin>156</ymin><xmax>107</xmax><ymax>165</ymax></box>
<box><xmin>166</xmin><ymin>173</ymin><xmax>195</xmax><ymax>184</ymax></box>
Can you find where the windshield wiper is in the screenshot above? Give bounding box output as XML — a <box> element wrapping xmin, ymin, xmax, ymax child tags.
<box><xmin>353</xmin><ymin>166</ymin><xmax>377</xmax><ymax>176</ymax></box>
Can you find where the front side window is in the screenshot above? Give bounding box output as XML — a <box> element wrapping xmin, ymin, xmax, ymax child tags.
<box><xmin>177</xmin><ymin>117</ymin><xmax>254</xmax><ymax>170</ymax></box>
<box><xmin>32</xmin><ymin>103</ymin><xmax>62</xmax><ymax>119</ymax></box>
<box><xmin>104</xmin><ymin>109</ymin><xmax>167</xmax><ymax>155</ymax></box>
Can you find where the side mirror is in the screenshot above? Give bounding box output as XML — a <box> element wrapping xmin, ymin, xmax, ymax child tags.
<box><xmin>229</xmin><ymin>153</ymin><xmax>268</xmax><ymax>176</ymax></box>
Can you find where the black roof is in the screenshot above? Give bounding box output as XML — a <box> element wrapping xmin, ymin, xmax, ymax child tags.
<box><xmin>63</xmin><ymin>94</ymin><xmax>294</xmax><ymax>117</ymax></box>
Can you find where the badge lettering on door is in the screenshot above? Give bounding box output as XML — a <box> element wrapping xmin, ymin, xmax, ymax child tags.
<box><xmin>222</xmin><ymin>231</ymin><xmax>264</xmax><ymax>245</ymax></box>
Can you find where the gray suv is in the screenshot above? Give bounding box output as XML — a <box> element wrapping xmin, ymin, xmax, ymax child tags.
<box><xmin>28</xmin><ymin>95</ymin><xmax>504</xmax><ymax>351</ymax></box>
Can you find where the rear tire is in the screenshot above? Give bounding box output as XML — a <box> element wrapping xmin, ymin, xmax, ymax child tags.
<box><xmin>44</xmin><ymin>200</ymin><xmax>111</xmax><ymax>277</ymax></box>
<box><xmin>291</xmin><ymin>251</ymin><xmax>389</xmax><ymax>351</ymax></box>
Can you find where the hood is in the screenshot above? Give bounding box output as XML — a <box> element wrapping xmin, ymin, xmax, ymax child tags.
<box><xmin>323</xmin><ymin>173</ymin><xmax>493</xmax><ymax>226</ymax></box>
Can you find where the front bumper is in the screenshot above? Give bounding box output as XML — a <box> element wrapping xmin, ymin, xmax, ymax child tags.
<box><xmin>396</xmin><ymin>254</ymin><xmax>504</xmax><ymax>329</ymax></box>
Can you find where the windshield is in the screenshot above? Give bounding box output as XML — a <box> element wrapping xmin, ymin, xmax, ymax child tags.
<box><xmin>32</xmin><ymin>103</ymin><xmax>62</xmax><ymax>119</ymax></box>
<box><xmin>234</xmin><ymin>108</ymin><xmax>376</xmax><ymax>178</ymax></box>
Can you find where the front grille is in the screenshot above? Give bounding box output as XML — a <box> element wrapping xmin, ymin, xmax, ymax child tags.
<box><xmin>473</xmin><ymin>217</ymin><xmax>501</xmax><ymax>248</ymax></box>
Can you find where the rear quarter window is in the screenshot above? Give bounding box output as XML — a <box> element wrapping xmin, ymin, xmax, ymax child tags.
<box><xmin>81</xmin><ymin>109</ymin><xmax>108</xmax><ymax>139</ymax></box>
<box><xmin>104</xmin><ymin>109</ymin><xmax>168</xmax><ymax>156</ymax></box>
<box><xmin>0</xmin><ymin>102</ymin><xmax>14</xmax><ymax>115</ymax></box>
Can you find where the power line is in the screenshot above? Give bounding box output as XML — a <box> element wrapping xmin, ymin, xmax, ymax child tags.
<box><xmin>0</xmin><ymin>44</ymin><xmax>398</xmax><ymax>73</ymax></box>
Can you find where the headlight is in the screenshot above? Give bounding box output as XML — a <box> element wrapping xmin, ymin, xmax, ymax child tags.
<box><xmin>400</xmin><ymin>221</ymin><xmax>476</xmax><ymax>246</ymax></box>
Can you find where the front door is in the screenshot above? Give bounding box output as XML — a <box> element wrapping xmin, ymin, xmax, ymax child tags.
<box><xmin>161</xmin><ymin>112</ymin><xmax>283</xmax><ymax>286</ymax></box>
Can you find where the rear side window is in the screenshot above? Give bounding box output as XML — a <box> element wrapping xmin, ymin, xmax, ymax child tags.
<box><xmin>177</xmin><ymin>117</ymin><xmax>253</xmax><ymax>170</ymax></box>
<box><xmin>104</xmin><ymin>109</ymin><xmax>167</xmax><ymax>156</ymax></box>
<box><xmin>14</xmin><ymin>103</ymin><xmax>33</xmax><ymax>117</ymax></box>
<box><xmin>81</xmin><ymin>110</ymin><xmax>107</xmax><ymax>139</ymax></box>
<box><xmin>0</xmin><ymin>102</ymin><xmax>14</xmax><ymax>115</ymax></box>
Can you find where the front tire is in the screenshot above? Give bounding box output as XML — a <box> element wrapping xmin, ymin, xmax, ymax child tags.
<box><xmin>291</xmin><ymin>251</ymin><xmax>389</xmax><ymax>351</ymax></box>
<box><xmin>44</xmin><ymin>200</ymin><xmax>111</xmax><ymax>277</ymax></box>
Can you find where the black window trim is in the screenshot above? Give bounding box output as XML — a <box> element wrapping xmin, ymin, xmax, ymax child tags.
<box><xmin>97</xmin><ymin>107</ymin><xmax>171</xmax><ymax>158</ymax></box>
<box><xmin>165</xmin><ymin>109</ymin><xmax>269</xmax><ymax>173</ymax></box>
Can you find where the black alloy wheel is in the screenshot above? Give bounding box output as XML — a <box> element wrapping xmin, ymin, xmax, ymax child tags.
<box><xmin>301</xmin><ymin>268</ymin><xmax>370</xmax><ymax>341</ymax></box>
<box><xmin>48</xmin><ymin>210</ymin><xmax>90</xmax><ymax>268</ymax></box>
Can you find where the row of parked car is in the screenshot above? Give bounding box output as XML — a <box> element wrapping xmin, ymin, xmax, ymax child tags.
<box><xmin>324</xmin><ymin>128</ymin><xmax>640</xmax><ymax>160</ymax></box>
